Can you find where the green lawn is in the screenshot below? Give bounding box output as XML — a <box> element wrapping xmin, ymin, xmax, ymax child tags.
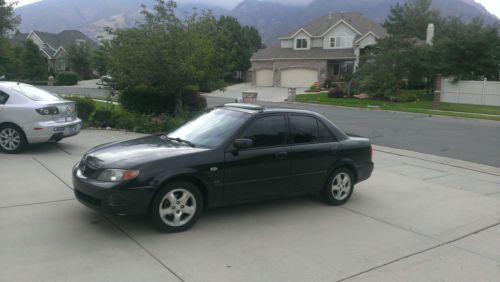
<box><xmin>296</xmin><ymin>91</ymin><xmax>500</xmax><ymax>121</ymax></box>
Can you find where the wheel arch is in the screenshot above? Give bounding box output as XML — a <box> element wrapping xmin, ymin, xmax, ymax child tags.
<box><xmin>326</xmin><ymin>158</ymin><xmax>359</xmax><ymax>185</ymax></box>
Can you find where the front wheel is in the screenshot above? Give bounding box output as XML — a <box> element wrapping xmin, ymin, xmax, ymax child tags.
<box><xmin>150</xmin><ymin>181</ymin><xmax>203</xmax><ymax>233</ymax></box>
<box><xmin>0</xmin><ymin>124</ymin><xmax>27</xmax><ymax>154</ymax></box>
<box><xmin>322</xmin><ymin>168</ymin><xmax>354</xmax><ymax>206</ymax></box>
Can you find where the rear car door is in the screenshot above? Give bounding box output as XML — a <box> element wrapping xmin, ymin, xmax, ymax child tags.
<box><xmin>289</xmin><ymin>114</ymin><xmax>341</xmax><ymax>193</ymax></box>
<box><xmin>224</xmin><ymin>114</ymin><xmax>291</xmax><ymax>202</ymax></box>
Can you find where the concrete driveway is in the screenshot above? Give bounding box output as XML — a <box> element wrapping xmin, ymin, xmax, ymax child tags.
<box><xmin>205</xmin><ymin>83</ymin><xmax>308</xmax><ymax>102</ymax></box>
<box><xmin>1</xmin><ymin>130</ymin><xmax>500</xmax><ymax>281</ymax></box>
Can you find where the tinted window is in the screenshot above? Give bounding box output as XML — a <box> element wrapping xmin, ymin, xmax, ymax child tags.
<box><xmin>318</xmin><ymin>120</ymin><xmax>335</xmax><ymax>141</ymax></box>
<box><xmin>290</xmin><ymin>115</ymin><xmax>318</xmax><ymax>144</ymax></box>
<box><xmin>0</xmin><ymin>91</ymin><xmax>9</xmax><ymax>104</ymax></box>
<box><xmin>240</xmin><ymin>115</ymin><xmax>286</xmax><ymax>148</ymax></box>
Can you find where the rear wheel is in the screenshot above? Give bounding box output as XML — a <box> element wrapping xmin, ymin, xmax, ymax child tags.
<box><xmin>0</xmin><ymin>124</ymin><xmax>27</xmax><ymax>154</ymax></box>
<box><xmin>322</xmin><ymin>168</ymin><xmax>354</xmax><ymax>206</ymax></box>
<box><xmin>151</xmin><ymin>181</ymin><xmax>203</xmax><ymax>232</ymax></box>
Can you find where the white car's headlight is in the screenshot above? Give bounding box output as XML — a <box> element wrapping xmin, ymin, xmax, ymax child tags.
<box><xmin>97</xmin><ymin>169</ymin><xmax>139</xmax><ymax>182</ymax></box>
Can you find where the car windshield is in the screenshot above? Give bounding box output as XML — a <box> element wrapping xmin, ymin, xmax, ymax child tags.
<box><xmin>168</xmin><ymin>108</ymin><xmax>250</xmax><ymax>148</ymax></box>
<box><xmin>11</xmin><ymin>84</ymin><xmax>62</xmax><ymax>101</ymax></box>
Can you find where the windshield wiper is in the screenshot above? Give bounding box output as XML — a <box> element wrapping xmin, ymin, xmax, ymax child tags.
<box><xmin>160</xmin><ymin>135</ymin><xmax>196</xmax><ymax>147</ymax></box>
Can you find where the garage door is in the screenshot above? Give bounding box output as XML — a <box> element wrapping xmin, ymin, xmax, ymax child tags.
<box><xmin>255</xmin><ymin>69</ymin><xmax>273</xmax><ymax>87</ymax></box>
<box><xmin>281</xmin><ymin>69</ymin><xmax>318</xmax><ymax>88</ymax></box>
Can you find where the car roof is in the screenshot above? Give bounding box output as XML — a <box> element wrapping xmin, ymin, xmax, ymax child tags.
<box><xmin>222</xmin><ymin>103</ymin><xmax>318</xmax><ymax>115</ymax></box>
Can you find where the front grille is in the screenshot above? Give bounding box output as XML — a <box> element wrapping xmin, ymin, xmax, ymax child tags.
<box><xmin>75</xmin><ymin>190</ymin><xmax>102</xmax><ymax>207</ymax></box>
<box><xmin>80</xmin><ymin>155</ymin><xmax>101</xmax><ymax>178</ymax></box>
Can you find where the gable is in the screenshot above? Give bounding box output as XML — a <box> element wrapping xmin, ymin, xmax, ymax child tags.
<box><xmin>356</xmin><ymin>32</ymin><xmax>378</xmax><ymax>48</ymax></box>
<box><xmin>322</xmin><ymin>22</ymin><xmax>358</xmax><ymax>49</ymax></box>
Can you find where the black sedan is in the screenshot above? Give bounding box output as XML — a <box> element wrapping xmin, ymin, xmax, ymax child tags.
<box><xmin>73</xmin><ymin>103</ymin><xmax>373</xmax><ymax>232</ymax></box>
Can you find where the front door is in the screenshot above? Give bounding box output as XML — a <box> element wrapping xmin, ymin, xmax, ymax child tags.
<box><xmin>224</xmin><ymin>114</ymin><xmax>291</xmax><ymax>202</ymax></box>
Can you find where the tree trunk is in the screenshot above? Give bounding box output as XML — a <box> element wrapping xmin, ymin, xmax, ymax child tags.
<box><xmin>174</xmin><ymin>89</ymin><xmax>183</xmax><ymax>116</ymax></box>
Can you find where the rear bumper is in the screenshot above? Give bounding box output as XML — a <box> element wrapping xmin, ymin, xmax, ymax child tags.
<box><xmin>25</xmin><ymin>119</ymin><xmax>82</xmax><ymax>143</ymax></box>
<box><xmin>356</xmin><ymin>162</ymin><xmax>374</xmax><ymax>184</ymax></box>
<box><xmin>72</xmin><ymin>163</ymin><xmax>155</xmax><ymax>215</ymax></box>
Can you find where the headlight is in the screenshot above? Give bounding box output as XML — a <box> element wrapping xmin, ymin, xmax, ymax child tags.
<box><xmin>97</xmin><ymin>169</ymin><xmax>139</xmax><ymax>182</ymax></box>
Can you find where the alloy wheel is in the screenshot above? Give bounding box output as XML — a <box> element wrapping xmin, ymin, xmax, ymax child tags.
<box><xmin>331</xmin><ymin>172</ymin><xmax>351</xmax><ymax>201</ymax></box>
<box><xmin>0</xmin><ymin>128</ymin><xmax>21</xmax><ymax>151</ymax></box>
<box><xmin>158</xmin><ymin>188</ymin><xmax>197</xmax><ymax>227</ymax></box>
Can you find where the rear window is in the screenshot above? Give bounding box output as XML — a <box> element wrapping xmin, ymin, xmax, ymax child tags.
<box><xmin>10</xmin><ymin>84</ymin><xmax>62</xmax><ymax>101</ymax></box>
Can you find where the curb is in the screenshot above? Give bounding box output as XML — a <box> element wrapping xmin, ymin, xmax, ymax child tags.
<box><xmin>373</xmin><ymin>144</ymin><xmax>500</xmax><ymax>176</ymax></box>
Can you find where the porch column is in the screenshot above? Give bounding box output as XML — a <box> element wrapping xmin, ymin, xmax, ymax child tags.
<box><xmin>353</xmin><ymin>46</ymin><xmax>360</xmax><ymax>72</ymax></box>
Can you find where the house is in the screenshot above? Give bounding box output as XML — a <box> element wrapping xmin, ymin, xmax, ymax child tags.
<box><xmin>250</xmin><ymin>12</ymin><xmax>387</xmax><ymax>88</ymax></box>
<box><xmin>11</xmin><ymin>30</ymin><xmax>99</xmax><ymax>73</ymax></box>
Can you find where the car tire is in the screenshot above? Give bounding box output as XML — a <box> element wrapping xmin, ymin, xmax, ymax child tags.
<box><xmin>0</xmin><ymin>124</ymin><xmax>27</xmax><ymax>154</ymax></box>
<box><xmin>151</xmin><ymin>181</ymin><xmax>203</xmax><ymax>233</ymax></box>
<box><xmin>322</xmin><ymin>168</ymin><xmax>354</xmax><ymax>206</ymax></box>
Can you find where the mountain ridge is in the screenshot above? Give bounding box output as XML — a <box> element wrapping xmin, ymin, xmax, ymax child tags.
<box><xmin>14</xmin><ymin>0</ymin><xmax>498</xmax><ymax>44</ymax></box>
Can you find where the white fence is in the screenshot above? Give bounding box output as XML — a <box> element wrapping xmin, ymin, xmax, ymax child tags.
<box><xmin>441</xmin><ymin>78</ymin><xmax>500</xmax><ymax>106</ymax></box>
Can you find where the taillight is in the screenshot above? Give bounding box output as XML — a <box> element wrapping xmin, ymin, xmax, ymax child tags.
<box><xmin>370</xmin><ymin>144</ymin><xmax>373</xmax><ymax>160</ymax></box>
<box><xmin>35</xmin><ymin>106</ymin><xmax>59</xmax><ymax>115</ymax></box>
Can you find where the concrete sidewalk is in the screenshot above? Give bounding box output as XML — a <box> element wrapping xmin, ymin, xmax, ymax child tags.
<box><xmin>1</xmin><ymin>130</ymin><xmax>499</xmax><ymax>281</ymax></box>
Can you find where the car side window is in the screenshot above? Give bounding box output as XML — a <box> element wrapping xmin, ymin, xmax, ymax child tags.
<box><xmin>290</xmin><ymin>115</ymin><xmax>318</xmax><ymax>144</ymax></box>
<box><xmin>318</xmin><ymin>120</ymin><xmax>336</xmax><ymax>142</ymax></box>
<box><xmin>0</xmin><ymin>91</ymin><xmax>9</xmax><ymax>105</ymax></box>
<box><xmin>291</xmin><ymin>115</ymin><xmax>336</xmax><ymax>144</ymax></box>
<box><xmin>240</xmin><ymin>115</ymin><xmax>286</xmax><ymax>148</ymax></box>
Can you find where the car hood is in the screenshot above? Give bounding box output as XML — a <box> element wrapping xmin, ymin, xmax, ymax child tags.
<box><xmin>84</xmin><ymin>135</ymin><xmax>209</xmax><ymax>168</ymax></box>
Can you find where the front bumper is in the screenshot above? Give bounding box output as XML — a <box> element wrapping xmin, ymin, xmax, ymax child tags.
<box><xmin>72</xmin><ymin>164</ymin><xmax>156</xmax><ymax>215</ymax></box>
<box><xmin>25</xmin><ymin>119</ymin><xmax>83</xmax><ymax>144</ymax></box>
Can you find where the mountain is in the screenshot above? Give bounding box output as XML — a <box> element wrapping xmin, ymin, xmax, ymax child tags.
<box><xmin>14</xmin><ymin>0</ymin><xmax>498</xmax><ymax>44</ymax></box>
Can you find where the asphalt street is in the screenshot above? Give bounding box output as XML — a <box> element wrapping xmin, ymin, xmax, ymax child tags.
<box><xmin>207</xmin><ymin>96</ymin><xmax>500</xmax><ymax>167</ymax></box>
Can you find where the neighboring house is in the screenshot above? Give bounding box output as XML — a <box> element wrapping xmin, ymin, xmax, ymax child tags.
<box><xmin>11</xmin><ymin>30</ymin><xmax>99</xmax><ymax>73</ymax></box>
<box><xmin>250</xmin><ymin>12</ymin><xmax>387</xmax><ymax>88</ymax></box>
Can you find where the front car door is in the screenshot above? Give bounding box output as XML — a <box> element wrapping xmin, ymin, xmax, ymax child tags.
<box><xmin>288</xmin><ymin>114</ymin><xmax>341</xmax><ymax>193</ymax></box>
<box><xmin>223</xmin><ymin>114</ymin><xmax>291</xmax><ymax>203</ymax></box>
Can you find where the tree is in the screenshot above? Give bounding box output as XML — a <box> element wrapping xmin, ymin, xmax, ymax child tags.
<box><xmin>91</xmin><ymin>40</ymin><xmax>111</xmax><ymax>76</ymax></box>
<box><xmin>0</xmin><ymin>0</ymin><xmax>21</xmax><ymax>77</ymax></box>
<box><xmin>108</xmin><ymin>0</ymin><xmax>218</xmax><ymax>115</ymax></box>
<box><xmin>432</xmin><ymin>17</ymin><xmax>500</xmax><ymax>80</ymax></box>
<box><xmin>67</xmin><ymin>41</ymin><xmax>92</xmax><ymax>79</ymax></box>
<box><xmin>20</xmin><ymin>40</ymin><xmax>47</xmax><ymax>81</ymax></box>
<box><xmin>359</xmin><ymin>0</ymin><xmax>440</xmax><ymax>97</ymax></box>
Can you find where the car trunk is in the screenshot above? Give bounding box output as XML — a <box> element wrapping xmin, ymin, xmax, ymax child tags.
<box><xmin>50</xmin><ymin>101</ymin><xmax>78</xmax><ymax>123</ymax></box>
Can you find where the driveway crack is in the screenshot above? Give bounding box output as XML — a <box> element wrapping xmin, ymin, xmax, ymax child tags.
<box><xmin>32</xmin><ymin>156</ymin><xmax>73</xmax><ymax>190</ymax></box>
<box><xmin>338</xmin><ymin>222</ymin><xmax>500</xmax><ymax>281</ymax></box>
<box><xmin>101</xmin><ymin>214</ymin><xmax>185</xmax><ymax>282</ymax></box>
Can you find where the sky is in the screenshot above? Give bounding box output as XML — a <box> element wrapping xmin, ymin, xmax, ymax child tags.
<box><xmin>6</xmin><ymin>0</ymin><xmax>500</xmax><ymax>18</ymax></box>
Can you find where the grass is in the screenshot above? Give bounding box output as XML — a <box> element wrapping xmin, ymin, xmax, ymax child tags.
<box><xmin>296</xmin><ymin>90</ymin><xmax>500</xmax><ymax>121</ymax></box>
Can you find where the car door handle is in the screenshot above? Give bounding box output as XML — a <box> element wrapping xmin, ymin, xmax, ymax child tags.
<box><xmin>275</xmin><ymin>152</ymin><xmax>288</xmax><ymax>159</ymax></box>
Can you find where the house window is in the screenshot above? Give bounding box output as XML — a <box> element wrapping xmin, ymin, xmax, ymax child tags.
<box><xmin>333</xmin><ymin>63</ymin><xmax>341</xmax><ymax>75</ymax></box>
<box><xmin>295</xmin><ymin>38</ymin><xmax>308</xmax><ymax>49</ymax></box>
<box><xmin>331</xmin><ymin>33</ymin><xmax>353</xmax><ymax>48</ymax></box>
<box><xmin>329</xmin><ymin>37</ymin><xmax>336</xmax><ymax>48</ymax></box>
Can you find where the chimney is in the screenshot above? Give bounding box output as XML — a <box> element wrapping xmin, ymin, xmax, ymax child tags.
<box><xmin>426</xmin><ymin>23</ymin><xmax>434</xmax><ymax>45</ymax></box>
<box><xmin>328</xmin><ymin>12</ymin><xmax>332</xmax><ymax>20</ymax></box>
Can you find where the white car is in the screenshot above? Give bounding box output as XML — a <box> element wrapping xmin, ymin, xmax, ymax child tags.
<box><xmin>0</xmin><ymin>82</ymin><xmax>82</xmax><ymax>153</ymax></box>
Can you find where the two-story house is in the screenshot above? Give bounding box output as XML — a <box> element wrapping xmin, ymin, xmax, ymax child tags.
<box><xmin>11</xmin><ymin>30</ymin><xmax>99</xmax><ymax>73</ymax></box>
<box><xmin>251</xmin><ymin>12</ymin><xmax>387</xmax><ymax>88</ymax></box>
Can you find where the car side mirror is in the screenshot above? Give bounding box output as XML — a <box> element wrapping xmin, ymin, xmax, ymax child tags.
<box><xmin>233</xmin><ymin>138</ymin><xmax>253</xmax><ymax>149</ymax></box>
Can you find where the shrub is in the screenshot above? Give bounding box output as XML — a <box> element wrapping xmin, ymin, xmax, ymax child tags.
<box><xmin>56</xmin><ymin>72</ymin><xmax>78</xmax><ymax>86</ymax></box>
<box><xmin>119</xmin><ymin>85</ymin><xmax>174</xmax><ymax>114</ymax></box>
<box><xmin>323</xmin><ymin>76</ymin><xmax>335</xmax><ymax>88</ymax></box>
<box><xmin>64</xmin><ymin>96</ymin><xmax>96</xmax><ymax>122</ymax></box>
<box><xmin>183</xmin><ymin>85</ymin><xmax>207</xmax><ymax>112</ymax></box>
<box><xmin>328</xmin><ymin>86</ymin><xmax>346</xmax><ymax>98</ymax></box>
<box><xmin>91</xmin><ymin>108</ymin><xmax>115</xmax><ymax>128</ymax></box>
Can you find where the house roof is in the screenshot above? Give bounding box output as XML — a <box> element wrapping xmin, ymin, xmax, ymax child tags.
<box><xmin>10</xmin><ymin>30</ymin><xmax>99</xmax><ymax>51</ymax></box>
<box><xmin>251</xmin><ymin>45</ymin><xmax>355</xmax><ymax>61</ymax></box>
<box><xmin>283</xmin><ymin>12</ymin><xmax>387</xmax><ymax>38</ymax></box>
